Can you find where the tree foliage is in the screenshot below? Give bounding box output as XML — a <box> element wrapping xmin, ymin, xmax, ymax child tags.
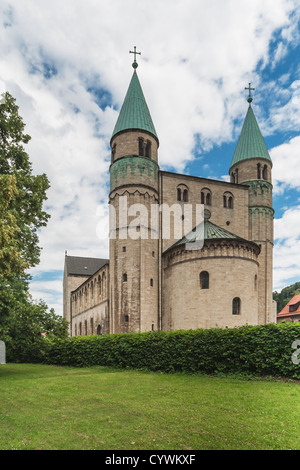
<box><xmin>0</xmin><ymin>91</ymin><xmax>50</xmax><ymax>268</ymax></box>
<box><xmin>0</xmin><ymin>91</ymin><xmax>66</xmax><ymax>358</ymax></box>
<box><xmin>273</xmin><ymin>282</ymin><xmax>300</xmax><ymax>313</ymax></box>
<box><xmin>0</xmin><ymin>174</ymin><xmax>29</xmax><ymax>278</ymax></box>
<box><xmin>4</xmin><ymin>298</ymin><xmax>69</xmax><ymax>363</ymax></box>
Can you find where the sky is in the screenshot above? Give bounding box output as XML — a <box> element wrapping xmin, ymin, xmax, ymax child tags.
<box><xmin>1</xmin><ymin>0</ymin><xmax>300</xmax><ymax>314</ymax></box>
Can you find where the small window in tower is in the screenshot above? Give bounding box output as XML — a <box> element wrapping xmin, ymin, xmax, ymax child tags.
<box><xmin>150</xmin><ymin>279</ymin><xmax>153</xmax><ymax>287</ymax></box>
<box><xmin>228</xmin><ymin>196</ymin><xmax>233</xmax><ymax>209</ymax></box>
<box><xmin>123</xmin><ymin>246</ymin><xmax>126</xmax><ymax>252</ymax></box>
<box><xmin>112</xmin><ymin>144</ymin><xmax>116</xmax><ymax>161</ymax></box>
<box><xmin>123</xmin><ymin>273</ymin><xmax>127</xmax><ymax>282</ymax></box>
<box><xmin>254</xmin><ymin>275</ymin><xmax>258</xmax><ymax>291</ymax></box>
<box><xmin>124</xmin><ymin>315</ymin><xmax>129</xmax><ymax>323</ymax></box>
<box><xmin>138</xmin><ymin>138</ymin><xmax>144</xmax><ymax>156</ymax></box>
<box><xmin>152</xmin><ymin>251</ymin><xmax>155</xmax><ymax>257</ymax></box>
<box><xmin>257</xmin><ymin>163</ymin><xmax>261</xmax><ymax>179</ymax></box>
<box><xmin>206</xmin><ymin>193</ymin><xmax>211</xmax><ymax>206</ymax></box>
<box><xmin>232</xmin><ymin>297</ymin><xmax>241</xmax><ymax>315</ymax></box>
<box><xmin>235</xmin><ymin>169</ymin><xmax>239</xmax><ymax>184</ymax></box>
<box><xmin>231</xmin><ymin>172</ymin><xmax>235</xmax><ymax>184</ymax></box>
<box><xmin>177</xmin><ymin>188</ymin><xmax>182</xmax><ymax>201</ymax></box>
<box><xmin>200</xmin><ymin>271</ymin><xmax>209</xmax><ymax>290</ymax></box>
<box><xmin>262</xmin><ymin>165</ymin><xmax>268</xmax><ymax>180</ymax></box>
<box><xmin>145</xmin><ymin>140</ymin><xmax>151</xmax><ymax>158</ymax></box>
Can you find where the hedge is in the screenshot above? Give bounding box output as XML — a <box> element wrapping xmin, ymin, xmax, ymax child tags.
<box><xmin>41</xmin><ymin>323</ymin><xmax>300</xmax><ymax>379</ymax></box>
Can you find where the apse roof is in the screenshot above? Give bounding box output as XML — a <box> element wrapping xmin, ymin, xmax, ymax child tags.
<box><xmin>164</xmin><ymin>219</ymin><xmax>256</xmax><ymax>254</ymax></box>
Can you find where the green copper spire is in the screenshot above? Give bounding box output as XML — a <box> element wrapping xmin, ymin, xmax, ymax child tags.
<box><xmin>230</xmin><ymin>85</ymin><xmax>271</xmax><ymax>170</ymax></box>
<box><xmin>111</xmin><ymin>48</ymin><xmax>158</xmax><ymax>142</ymax></box>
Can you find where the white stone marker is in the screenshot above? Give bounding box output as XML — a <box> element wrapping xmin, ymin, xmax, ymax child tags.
<box><xmin>0</xmin><ymin>341</ymin><xmax>6</xmax><ymax>364</ymax></box>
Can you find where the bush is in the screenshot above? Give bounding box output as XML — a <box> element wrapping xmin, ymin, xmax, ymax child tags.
<box><xmin>42</xmin><ymin>323</ymin><xmax>300</xmax><ymax>379</ymax></box>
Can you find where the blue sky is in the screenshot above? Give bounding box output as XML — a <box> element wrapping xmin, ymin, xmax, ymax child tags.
<box><xmin>1</xmin><ymin>0</ymin><xmax>300</xmax><ymax>313</ymax></box>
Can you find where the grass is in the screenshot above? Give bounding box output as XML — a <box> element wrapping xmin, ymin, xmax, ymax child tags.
<box><xmin>0</xmin><ymin>364</ymin><xmax>300</xmax><ymax>450</ymax></box>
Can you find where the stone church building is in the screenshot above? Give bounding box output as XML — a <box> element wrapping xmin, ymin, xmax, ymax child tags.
<box><xmin>63</xmin><ymin>53</ymin><xmax>277</xmax><ymax>336</ymax></box>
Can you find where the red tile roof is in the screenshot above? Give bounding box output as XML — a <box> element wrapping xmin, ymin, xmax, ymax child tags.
<box><xmin>277</xmin><ymin>294</ymin><xmax>300</xmax><ymax>317</ymax></box>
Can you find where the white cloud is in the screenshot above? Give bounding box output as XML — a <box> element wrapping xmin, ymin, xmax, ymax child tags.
<box><xmin>274</xmin><ymin>206</ymin><xmax>300</xmax><ymax>290</ymax></box>
<box><xmin>0</xmin><ymin>0</ymin><xmax>299</xmax><ymax>311</ymax></box>
<box><xmin>270</xmin><ymin>135</ymin><xmax>300</xmax><ymax>194</ymax></box>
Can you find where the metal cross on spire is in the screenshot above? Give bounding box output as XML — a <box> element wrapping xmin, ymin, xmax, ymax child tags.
<box><xmin>245</xmin><ymin>83</ymin><xmax>255</xmax><ymax>105</ymax></box>
<box><xmin>130</xmin><ymin>46</ymin><xmax>141</xmax><ymax>69</ymax></box>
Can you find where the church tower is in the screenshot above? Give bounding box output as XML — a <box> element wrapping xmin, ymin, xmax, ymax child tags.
<box><xmin>229</xmin><ymin>84</ymin><xmax>275</xmax><ymax>324</ymax></box>
<box><xmin>109</xmin><ymin>49</ymin><xmax>160</xmax><ymax>333</ymax></box>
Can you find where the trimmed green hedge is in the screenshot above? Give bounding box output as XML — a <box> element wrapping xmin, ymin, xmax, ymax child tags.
<box><xmin>43</xmin><ymin>323</ymin><xmax>300</xmax><ymax>379</ymax></box>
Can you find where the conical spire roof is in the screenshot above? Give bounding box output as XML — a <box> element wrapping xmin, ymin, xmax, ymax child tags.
<box><xmin>230</xmin><ymin>102</ymin><xmax>272</xmax><ymax>170</ymax></box>
<box><xmin>164</xmin><ymin>219</ymin><xmax>259</xmax><ymax>254</ymax></box>
<box><xmin>111</xmin><ymin>69</ymin><xmax>158</xmax><ymax>142</ymax></box>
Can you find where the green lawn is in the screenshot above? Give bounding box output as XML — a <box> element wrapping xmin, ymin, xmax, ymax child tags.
<box><xmin>0</xmin><ymin>364</ymin><xmax>299</xmax><ymax>450</ymax></box>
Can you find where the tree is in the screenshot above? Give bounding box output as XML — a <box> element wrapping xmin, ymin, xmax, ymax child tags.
<box><xmin>0</xmin><ymin>91</ymin><xmax>61</xmax><ymax>357</ymax></box>
<box><xmin>0</xmin><ymin>174</ymin><xmax>29</xmax><ymax>277</ymax></box>
<box><xmin>4</xmin><ymin>299</ymin><xmax>69</xmax><ymax>363</ymax></box>
<box><xmin>0</xmin><ymin>92</ymin><xmax>50</xmax><ymax>268</ymax></box>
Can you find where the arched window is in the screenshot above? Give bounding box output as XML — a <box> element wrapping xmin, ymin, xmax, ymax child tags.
<box><xmin>200</xmin><ymin>271</ymin><xmax>209</xmax><ymax>290</ymax></box>
<box><xmin>224</xmin><ymin>192</ymin><xmax>234</xmax><ymax>209</ymax></box>
<box><xmin>177</xmin><ymin>184</ymin><xmax>189</xmax><ymax>202</ymax></box>
<box><xmin>123</xmin><ymin>273</ymin><xmax>127</xmax><ymax>282</ymax></box>
<box><xmin>97</xmin><ymin>325</ymin><xmax>102</xmax><ymax>335</ymax></box>
<box><xmin>111</xmin><ymin>143</ymin><xmax>116</xmax><ymax>161</ymax></box>
<box><xmin>79</xmin><ymin>322</ymin><xmax>82</xmax><ymax>336</ymax></box>
<box><xmin>138</xmin><ymin>138</ymin><xmax>144</xmax><ymax>156</ymax></box>
<box><xmin>145</xmin><ymin>140</ymin><xmax>151</xmax><ymax>158</ymax></box>
<box><xmin>257</xmin><ymin>163</ymin><xmax>261</xmax><ymax>179</ymax></box>
<box><xmin>102</xmin><ymin>272</ymin><xmax>106</xmax><ymax>297</ymax></box>
<box><xmin>90</xmin><ymin>318</ymin><xmax>94</xmax><ymax>335</ymax></box>
<box><xmin>98</xmin><ymin>275</ymin><xmax>101</xmax><ymax>296</ymax></box>
<box><xmin>201</xmin><ymin>188</ymin><xmax>212</xmax><ymax>206</ymax></box>
<box><xmin>231</xmin><ymin>169</ymin><xmax>238</xmax><ymax>184</ymax></box>
<box><xmin>232</xmin><ymin>297</ymin><xmax>241</xmax><ymax>315</ymax></box>
<box><xmin>262</xmin><ymin>165</ymin><xmax>268</xmax><ymax>180</ymax></box>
